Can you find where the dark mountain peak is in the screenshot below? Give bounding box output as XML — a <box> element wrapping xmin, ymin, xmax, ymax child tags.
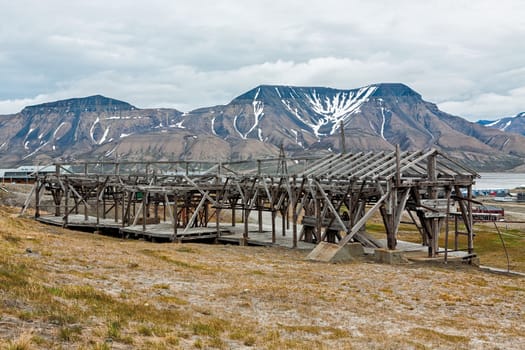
<box><xmin>370</xmin><ymin>83</ymin><xmax>422</xmax><ymax>99</ymax></box>
<box><xmin>233</xmin><ymin>83</ymin><xmax>423</xmax><ymax>104</ymax></box>
<box><xmin>232</xmin><ymin>85</ymin><xmax>282</xmax><ymax>102</ymax></box>
<box><xmin>21</xmin><ymin>95</ymin><xmax>136</xmax><ymax>115</ymax></box>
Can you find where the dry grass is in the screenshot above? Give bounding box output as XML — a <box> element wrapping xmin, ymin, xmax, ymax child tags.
<box><xmin>0</xmin><ymin>204</ymin><xmax>524</xmax><ymax>349</ymax></box>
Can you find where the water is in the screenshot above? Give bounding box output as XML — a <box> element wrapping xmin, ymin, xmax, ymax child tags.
<box><xmin>474</xmin><ymin>173</ymin><xmax>525</xmax><ymax>190</ymax></box>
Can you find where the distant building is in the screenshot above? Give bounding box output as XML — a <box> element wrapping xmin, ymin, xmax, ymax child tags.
<box><xmin>0</xmin><ymin>165</ymin><xmax>70</xmax><ymax>183</ymax></box>
<box><xmin>472</xmin><ymin>205</ymin><xmax>504</xmax><ymax>222</ymax></box>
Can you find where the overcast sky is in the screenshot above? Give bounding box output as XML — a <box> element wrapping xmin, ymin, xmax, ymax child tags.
<box><xmin>1</xmin><ymin>0</ymin><xmax>524</xmax><ymax>121</ymax></box>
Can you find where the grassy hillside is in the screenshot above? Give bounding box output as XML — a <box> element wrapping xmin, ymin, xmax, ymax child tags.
<box><xmin>1</xmin><ymin>204</ymin><xmax>524</xmax><ymax>349</ymax></box>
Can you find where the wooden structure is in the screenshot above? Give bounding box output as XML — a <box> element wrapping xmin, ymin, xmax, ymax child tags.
<box><xmin>24</xmin><ymin>148</ymin><xmax>479</xmax><ymax>259</ymax></box>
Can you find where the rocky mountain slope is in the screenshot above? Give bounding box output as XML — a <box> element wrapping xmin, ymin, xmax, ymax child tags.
<box><xmin>477</xmin><ymin>112</ymin><xmax>525</xmax><ymax>136</ymax></box>
<box><xmin>1</xmin><ymin>84</ymin><xmax>525</xmax><ymax>170</ymax></box>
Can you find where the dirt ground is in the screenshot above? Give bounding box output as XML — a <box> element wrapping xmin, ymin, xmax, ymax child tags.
<box><xmin>0</xmin><ymin>185</ymin><xmax>524</xmax><ymax>349</ymax></box>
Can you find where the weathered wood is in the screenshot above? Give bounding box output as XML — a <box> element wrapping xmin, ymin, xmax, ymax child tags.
<box><xmin>28</xmin><ymin>150</ymin><xmax>477</xmax><ymax>254</ymax></box>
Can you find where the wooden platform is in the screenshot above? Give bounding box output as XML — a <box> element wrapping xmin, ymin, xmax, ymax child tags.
<box><xmin>37</xmin><ymin>214</ymin><xmax>122</xmax><ymax>230</ymax></box>
<box><xmin>35</xmin><ymin>214</ymin><xmax>314</xmax><ymax>248</ymax></box>
<box><xmin>218</xmin><ymin>225</ymin><xmax>316</xmax><ymax>249</ymax></box>
<box><xmin>121</xmin><ymin>223</ymin><xmax>223</xmax><ymax>242</ymax></box>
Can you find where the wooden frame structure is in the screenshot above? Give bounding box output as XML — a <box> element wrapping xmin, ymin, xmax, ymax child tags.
<box><xmin>24</xmin><ymin>147</ymin><xmax>479</xmax><ymax>259</ymax></box>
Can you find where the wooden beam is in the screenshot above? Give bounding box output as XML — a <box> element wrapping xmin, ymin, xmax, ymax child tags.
<box><xmin>338</xmin><ymin>191</ymin><xmax>390</xmax><ymax>246</ymax></box>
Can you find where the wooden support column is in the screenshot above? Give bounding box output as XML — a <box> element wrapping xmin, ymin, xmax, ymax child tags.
<box><xmin>444</xmin><ymin>187</ymin><xmax>451</xmax><ymax>262</ymax></box>
<box><xmin>142</xmin><ymin>191</ymin><xmax>147</xmax><ymax>232</ymax></box>
<box><xmin>243</xmin><ymin>208</ymin><xmax>250</xmax><ymax>245</ymax></box>
<box><xmin>83</xmin><ymin>187</ymin><xmax>89</xmax><ymax>222</ymax></box>
<box><xmin>114</xmin><ymin>189</ymin><xmax>119</xmax><ymax>223</ymax></box>
<box><xmin>467</xmin><ymin>185</ymin><xmax>474</xmax><ymax>254</ymax></box>
<box><xmin>231</xmin><ymin>202</ymin><xmax>236</xmax><ymax>227</ymax></box>
<box><xmin>454</xmin><ymin>213</ymin><xmax>459</xmax><ymax>251</ymax></box>
<box><xmin>215</xmin><ymin>203</ymin><xmax>221</xmax><ymax>241</ymax></box>
<box><xmin>428</xmin><ymin>153</ymin><xmax>438</xmax><ymax>257</ymax></box>
<box><xmin>315</xmin><ymin>196</ymin><xmax>321</xmax><ymax>241</ymax></box>
<box><xmin>271</xmin><ymin>210</ymin><xmax>276</xmax><ymax>244</ymax></box>
<box><xmin>102</xmin><ymin>185</ymin><xmax>106</xmax><ymax>220</ymax></box>
<box><xmin>121</xmin><ymin>191</ymin><xmax>126</xmax><ymax>227</ymax></box>
<box><xmin>258</xmin><ymin>196</ymin><xmax>263</xmax><ymax>233</ymax></box>
<box><xmin>64</xmin><ymin>178</ymin><xmax>69</xmax><ymax>227</ymax></box>
<box><xmin>281</xmin><ymin>208</ymin><xmax>286</xmax><ymax>237</ymax></box>
<box><xmin>35</xmin><ymin>180</ymin><xmax>41</xmax><ymax>218</ymax></box>
<box><xmin>173</xmin><ymin>193</ymin><xmax>178</xmax><ymax>239</ymax></box>
<box><xmin>292</xmin><ymin>176</ymin><xmax>298</xmax><ymax>248</ymax></box>
<box><xmin>96</xmin><ymin>181</ymin><xmax>101</xmax><ymax>226</ymax></box>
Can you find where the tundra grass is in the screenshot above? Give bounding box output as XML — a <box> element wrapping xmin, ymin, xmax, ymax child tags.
<box><xmin>1</xmin><ymin>205</ymin><xmax>524</xmax><ymax>349</ymax></box>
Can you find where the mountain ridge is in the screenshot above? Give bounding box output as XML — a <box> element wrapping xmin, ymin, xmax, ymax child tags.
<box><xmin>1</xmin><ymin>84</ymin><xmax>525</xmax><ymax>171</ymax></box>
<box><xmin>476</xmin><ymin>112</ymin><xmax>525</xmax><ymax>136</ymax></box>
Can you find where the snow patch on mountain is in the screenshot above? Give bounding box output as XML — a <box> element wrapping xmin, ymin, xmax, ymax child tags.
<box><xmin>304</xmin><ymin>86</ymin><xmax>377</xmax><ymax>136</ymax></box>
<box><xmin>234</xmin><ymin>88</ymin><xmax>266</xmax><ymax>140</ymax></box>
<box><xmin>23</xmin><ymin>141</ymin><xmax>49</xmax><ymax>159</ymax></box>
<box><xmin>90</xmin><ymin>117</ymin><xmax>100</xmax><ymax>143</ymax></box>
<box><xmin>290</xmin><ymin>128</ymin><xmax>303</xmax><ymax>147</ymax></box>
<box><xmin>500</xmin><ymin>120</ymin><xmax>512</xmax><ymax>131</ymax></box>
<box><xmin>211</xmin><ymin>117</ymin><xmax>217</xmax><ymax>136</ymax></box>
<box><xmin>99</xmin><ymin>126</ymin><xmax>110</xmax><ymax>144</ymax></box>
<box><xmin>275</xmin><ymin>87</ymin><xmax>282</xmax><ymax>98</ymax></box>
<box><xmin>53</xmin><ymin>122</ymin><xmax>66</xmax><ymax>140</ymax></box>
<box><xmin>380</xmin><ymin>107</ymin><xmax>387</xmax><ymax>140</ymax></box>
<box><xmin>233</xmin><ymin>115</ymin><xmax>244</xmax><ymax>139</ymax></box>
<box><xmin>486</xmin><ymin>119</ymin><xmax>501</xmax><ymax>127</ymax></box>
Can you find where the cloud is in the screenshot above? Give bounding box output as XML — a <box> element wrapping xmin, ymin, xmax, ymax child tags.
<box><xmin>0</xmin><ymin>0</ymin><xmax>524</xmax><ymax>120</ymax></box>
<box><xmin>439</xmin><ymin>86</ymin><xmax>525</xmax><ymax>121</ymax></box>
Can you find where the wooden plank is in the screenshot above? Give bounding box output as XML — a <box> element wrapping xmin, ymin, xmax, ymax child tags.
<box><xmin>338</xmin><ymin>191</ymin><xmax>389</xmax><ymax>246</ymax></box>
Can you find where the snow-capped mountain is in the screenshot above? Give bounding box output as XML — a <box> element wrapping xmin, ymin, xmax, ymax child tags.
<box><xmin>179</xmin><ymin>83</ymin><xmax>525</xmax><ymax>169</ymax></box>
<box><xmin>1</xmin><ymin>84</ymin><xmax>525</xmax><ymax>171</ymax></box>
<box><xmin>477</xmin><ymin>112</ymin><xmax>525</xmax><ymax>135</ymax></box>
<box><xmin>0</xmin><ymin>95</ymin><xmax>183</xmax><ymax>164</ymax></box>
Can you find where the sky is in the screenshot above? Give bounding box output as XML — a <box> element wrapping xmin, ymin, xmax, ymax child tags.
<box><xmin>1</xmin><ymin>0</ymin><xmax>524</xmax><ymax>121</ymax></box>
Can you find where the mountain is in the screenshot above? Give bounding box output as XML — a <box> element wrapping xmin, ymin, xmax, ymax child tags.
<box><xmin>477</xmin><ymin>112</ymin><xmax>525</xmax><ymax>136</ymax></box>
<box><xmin>1</xmin><ymin>85</ymin><xmax>525</xmax><ymax>171</ymax></box>
<box><xmin>177</xmin><ymin>83</ymin><xmax>525</xmax><ymax>169</ymax></box>
<box><xmin>0</xmin><ymin>95</ymin><xmax>185</xmax><ymax>164</ymax></box>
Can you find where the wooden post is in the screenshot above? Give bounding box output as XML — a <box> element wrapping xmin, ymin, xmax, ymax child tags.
<box><xmin>258</xmin><ymin>196</ymin><xmax>263</xmax><ymax>233</ymax></box>
<box><xmin>454</xmin><ymin>214</ymin><xmax>459</xmax><ymax>251</ymax></box>
<box><xmin>292</xmin><ymin>176</ymin><xmax>298</xmax><ymax>248</ymax></box>
<box><xmin>102</xmin><ymin>187</ymin><xmax>106</xmax><ymax>220</ymax></box>
<box><xmin>55</xmin><ymin>164</ymin><xmax>61</xmax><ymax>217</ymax></box>
<box><xmin>173</xmin><ymin>193</ymin><xmax>178</xmax><ymax>238</ymax></box>
<box><xmin>271</xmin><ymin>210</ymin><xmax>276</xmax><ymax>244</ymax></box>
<box><xmin>216</xmin><ymin>205</ymin><xmax>221</xmax><ymax>240</ymax></box>
<box><xmin>64</xmin><ymin>177</ymin><xmax>69</xmax><ymax>227</ymax></box>
<box><xmin>142</xmin><ymin>191</ymin><xmax>147</xmax><ymax>232</ymax></box>
<box><xmin>281</xmin><ymin>209</ymin><xmax>286</xmax><ymax>237</ymax></box>
<box><xmin>428</xmin><ymin>153</ymin><xmax>438</xmax><ymax>257</ymax></box>
<box><xmin>96</xmin><ymin>180</ymin><xmax>100</xmax><ymax>226</ymax></box>
<box><xmin>231</xmin><ymin>198</ymin><xmax>237</xmax><ymax>227</ymax></box>
<box><xmin>467</xmin><ymin>185</ymin><xmax>474</xmax><ymax>254</ymax></box>
<box><xmin>444</xmin><ymin>187</ymin><xmax>451</xmax><ymax>263</ymax></box>
<box><xmin>243</xmin><ymin>208</ymin><xmax>249</xmax><ymax>245</ymax></box>
<box><xmin>35</xmin><ymin>180</ymin><xmax>40</xmax><ymax>218</ymax></box>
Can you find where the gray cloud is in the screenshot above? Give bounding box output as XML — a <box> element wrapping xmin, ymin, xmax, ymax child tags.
<box><xmin>1</xmin><ymin>0</ymin><xmax>524</xmax><ymax>120</ymax></box>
